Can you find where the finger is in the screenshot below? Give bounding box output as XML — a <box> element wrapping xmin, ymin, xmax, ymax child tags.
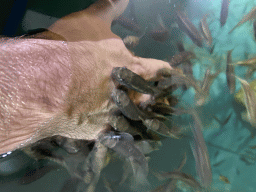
<box><xmin>131</xmin><ymin>57</ymin><xmax>173</xmax><ymax>81</ymax></box>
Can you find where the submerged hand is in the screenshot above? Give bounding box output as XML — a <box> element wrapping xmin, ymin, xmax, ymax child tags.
<box><xmin>0</xmin><ymin>0</ymin><xmax>172</xmax><ymax>154</ymax></box>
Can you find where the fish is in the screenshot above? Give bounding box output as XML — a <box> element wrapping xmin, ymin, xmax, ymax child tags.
<box><xmin>213</xmin><ymin>112</ymin><xmax>232</xmax><ymax>125</ymax></box>
<box><xmin>84</xmin><ymin>141</ymin><xmax>109</xmax><ymax>192</ymax></box>
<box><xmin>150</xmin><ymin>102</ymin><xmax>174</xmax><ymax>115</ymax></box>
<box><xmin>220</xmin><ymin>0</ymin><xmax>230</xmax><ymax>27</ymax></box>
<box><xmin>152</xmin><ymin>153</ymin><xmax>188</xmax><ymax>192</ymax></box>
<box><xmin>235</xmin><ymin>76</ymin><xmax>256</xmax><ymax>127</ymax></box>
<box><xmin>119</xmin><ymin>158</ymin><xmax>134</xmax><ymax>185</ymax></box>
<box><xmin>195</xmin><ymin>69</ymin><xmax>216</xmax><ymax>106</ymax></box>
<box><xmin>168</xmin><ymin>51</ymin><xmax>196</xmax><ymax>67</ymax></box>
<box><xmin>200</xmin><ymin>15</ymin><xmax>213</xmax><ymax>46</ymax></box>
<box><xmin>135</xmin><ymin>140</ymin><xmax>162</xmax><ymax>155</ymax></box>
<box><xmin>108</xmin><ymin>109</ymin><xmax>131</xmax><ymax>131</ymax></box>
<box><xmin>190</xmin><ymin>109</ymin><xmax>212</xmax><ymax>188</ymax></box>
<box><xmin>108</xmin><ymin>109</ymin><xmax>142</xmax><ymax>136</ymax></box>
<box><xmin>142</xmin><ymin>118</ymin><xmax>179</xmax><ymax>138</ymax></box>
<box><xmin>209</xmin><ymin>44</ymin><xmax>215</xmax><ymax>54</ymax></box>
<box><xmin>240</xmin><ymin>153</ymin><xmax>256</xmax><ymax>165</ymax></box>
<box><xmin>123</xmin><ymin>36</ymin><xmax>140</xmax><ymax>48</ymax></box>
<box><xmin>112</xmin><ymin>15</ymin><xmax>141</xmax><ymax>33</ymax></box>
<box><xmin>176</xmin><ymin>41</ymin><xmax>185</xmax><ymax>52</ymax></box>
<box><xmin>226</xmin><ymin>49</ymin><xmax>236</xmax><ymax>94</ymax></box>
<box><xmin>149</xmin><ymin>14</ymin><xmax>169</xmax><ymax>42</ymax></box>
<box><xmin>253</xmin><ymin>20</ymin><xmax>256</xmax><ymax>40</ymax></box>
<box><xmin>181</xmin><ymin>62</ymin><xmax>194</xmax><ymax>78</ymax></box>
<box><xmin>229</xmin><ymin>7</ymin><xmax>256</xmax><ymax>34</ymax></box>
<box><xmin>53</xmin><ymin>136</ymin><xmax>80</xmax><ymax>154</ymax></box>
<box><xmin>177</xmin><ymin>152</ymin><xmax>187</xmax><ymax>171</ymax></box>
<box><xmin>235</xmin><ymin>56</ymin><xmax>256</xmax><ymax>67</ymax></box>
<box><xmin>212</xmin><ymin>159</ymin><xmax>226</xmax><ymax>167</ymax></box>
<box><xmin>103</xmin><ymin>176</ymin><xmax>115</xmax><ymax>192</ymax></box>
<box><xmin>111</xmin><ymin>88</ymin><xmax>148</xmax><ymax>121</ymax></box>
<box><xmin>174</xmin><ymin>42</ymin><xmax>194</xmax><ymax>87</ymax></box>
<box><xmin>111</xmin><ymin>67</ymin><xmax>161</xmax><ymax>96</ymax></box>
<box><xmin>176</xmin><ymin>10</ymin><xmax>203</xmax><ymax>47</ymax></box>
<box><xmin>159</xmin><ymin>171</ymin><xmax>202</xmax><ymax>190</ymax></box>
<box><xmin>249</xmin><ymin>145</ymin><xmax>256</xmax><ymax>149</ymax></box>
<box><xmin>219</xmin><ymin>175</ymin><xmax>230</xmax><ymax>184</ymax></box>
<box><xmin>99</xmin><ymin>131</ymin><xmax>149</xmax><ymax>187</ymax></box>
<box><xmin>195</xmin><ymin>69</ymin><xmax>219</xmax><ymax>106</ymax></box>
<box><xmin>156</xmin><ymin>68</ymin><xmax>201</xmax><ymax>93</ymax></box>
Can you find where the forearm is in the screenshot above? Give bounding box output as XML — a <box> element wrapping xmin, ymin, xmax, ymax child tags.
<box><xmin>0</xmin><ymin>38</ymin><xmax>72</xmax><ymax>154</ymax></box>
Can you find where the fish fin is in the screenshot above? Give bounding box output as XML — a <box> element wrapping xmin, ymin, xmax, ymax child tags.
<box><xmin>177</xmin><ymin>152</ymin><xmax>187</xmax><ymax>171</ymax></box>
<box><xmin>157</xmin><ymin>14</ymin><xmax>167</xmax><ymax>29</ymax></box>
<box><xmin>170</xmin><ymin>22</ymin><xmax>179</xmax><ymax>28</ymax></box>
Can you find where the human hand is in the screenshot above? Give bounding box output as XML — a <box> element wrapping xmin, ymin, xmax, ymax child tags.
<box><xmin>0</xmin><ymin>0</ymin><xmax>172</xmax><ymax>154</ymax></box>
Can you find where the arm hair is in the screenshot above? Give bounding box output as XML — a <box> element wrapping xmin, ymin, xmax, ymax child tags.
<box><xmin>0</xmin><ymin>38</ymin><xmax>72</xmax><ymax>153</ymax></box>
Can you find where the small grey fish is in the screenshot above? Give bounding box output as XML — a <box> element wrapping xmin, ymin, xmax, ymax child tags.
<box><xmin>236</xmin><ymin>76</ymin><xmax>256</xmax><ymax>127</ymax></box>
<box><xmin>149</xmin><ymin>14</ymin><xmax>169</xmax><ymax>42</ymax></box>
<box><xmin>195</xmin><ymin>69</ymin><xmax>219</xmax><ymax>106</ymax></box>
<box><xmin>190</xmin><ymin>109</ymin><xmax>212</xmax><ymax>188</ymax></box>
<box><xmin>108</xmin><ymin>110</ymin><xmax>131</xmax><ymax>132</ymax></box>
<box><xmin>220</xmin><ymin>0</ymin><xmax>230</xmax><ymax>27</ymax></box>
<box><xmin>111</xmin><ymin>67</ymin><xmax>161</xmax><ymax>96</ymax></box>
<box><xmin>102</xmin><ymin>176</ymin><xmax>115</xmax><ymax>192</ymax></box>
<box><xmin>156</xmin><ymin>68</ymin><xmax>201</xmax><ymax>93</ymax></box>
<box><xmin>111</xmin><ymin>88</ymin><xmax>147</xmax><ymax>121</ymax></box>
<box><xmin>99</xmin><ymin>132</ymin><xmax>149</xmax><ymax>186</ymax></box>
<box><xmin>226</xmin><ymin>49</ymin><xmax>236</xmax><ymax>94</ymax></box>
<box><xmin>235</xmin><ymin>56</ymin><xmax>256</xmax><ymax>66</ymax></box>
<box><xmin>150</xmin><ymin>102</ymin><xmax>174</xmax><ymax>115</ymax></box>
<box><xmin>142</xmin><ymin>118</ymin><xmax>179</xmax><ymax>138</ymax></box>
<box><xmin>135</xmin><ymin>140</ymin><xmax>162</xmax><ymax>155</ymax></box>
<box><xmin>213</xmin><ymin>112</ymin><xmax>232</xmax><ymax>125</ymax></box>
<box><xmin>159</xmin><ymin>171</ymin><xmax>202</xmax><ymax>190</ymax></box>
<box><xmin>212</xmin><ymin>159</ymin><xmax>226</xmax><ymax>167</ymax></box>
<box><xmin>176</xmin><ymin>10</ymin><xmax>203</xmax><ymax>47</ymax></box>
<box><xmin>229</xmin><ymin>7</ymin><xmax>256</xmax><ymax>34</ymax></box>
<box><xmin>177</xmin><ymin>153</ymin><xmax>187</xmax><ymax>171</ymax></box>
<box><xmin>54</xmin><ymin>136</ymin><xmax>80</xmax><ymax>154</ymax></box>
<box><xmin>209</xmin><ymin>44</ymin><xmax>215</xmax><ymax>54</ymax></box>
<box><xmin>181</xmin><ymin>61</ymin><xmax>194</xmax><ymax>79</ymax></box>
<box><xmin>112</xmin><ymin>15</ymin><xmax>141</xmax><ymax>34</ymax></box>
<box><xmin>219</xmin><ymin>175</ymin><xmax>230</xmax><ymax>184</ymax></box>
<box><xmin>176</xmin><ymin>41</ymin><xmax>185</xmax><ymax>52</ymax></box>
<box><xmin>200</xmin><ymin>15</ymin><xmax>212</xmax><ymax>46</ymax></box>
<box><xmin>168</xmin><ymin>51</ymin><xmax>196</xmax><ymax>67</ymax></box>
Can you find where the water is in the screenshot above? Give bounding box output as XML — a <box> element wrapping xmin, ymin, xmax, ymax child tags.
<box><xmin>1</xmin><ymin>0</ymin><xmax>256</xmax><ymax>191</ymax></box>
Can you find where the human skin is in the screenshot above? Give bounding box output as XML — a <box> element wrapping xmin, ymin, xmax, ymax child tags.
<box><xmin>0</xmin><ymin>0</ymin><xmax>172</xmax><ymax>154</ymax></box>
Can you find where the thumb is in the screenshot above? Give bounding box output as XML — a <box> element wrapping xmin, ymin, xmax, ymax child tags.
<box><xmin>135</xmin><ymin>57</ymin><xmax>173</xmax><ymax>81</ymax></box>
